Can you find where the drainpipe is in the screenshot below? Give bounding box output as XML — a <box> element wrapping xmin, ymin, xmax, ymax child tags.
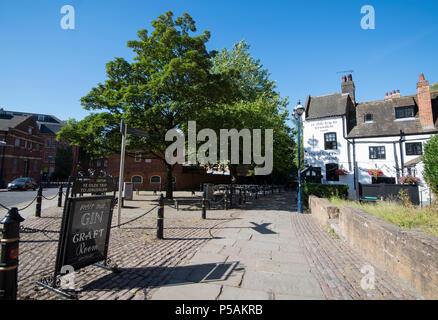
<box><xmin>352</xmin><ymin>138</ymin><xmax>360</xmax><ymax>199</ymax></box>
<box><xmin>399</xmin><ymin>130</ymin><xmax>405</xmax><ymax>177</ymax></box>
<box><xmin>393</xmin><ymin>142</ymin><xmax>400</xmax><ymax>181</ymax></box>
<box><xmin>0</xmin><ymin>132</ymin><xmax>7</xmax><ymax>188</ymax></box>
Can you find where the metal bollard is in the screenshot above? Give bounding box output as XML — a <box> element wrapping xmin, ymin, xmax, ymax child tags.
<box><xmin>243</xmin><ymin>188</ymin><xmax>246</xmax><ymax>204</ymax></box>
<box><xmin>238</xmin><ymin>189</ymin><xmax>242</xmax><ymax>205</ymax></box>
<box><xmin>225</xmin><ymin>189</ymin><xmax>230</xmax><ymax>210</ymax></box>
<box><xmin>57</xmin><ymin>186</ymin><xmax>63</xmax><ymax>207</ymax></box>
<box><xmin>156</xmin><ymin>194</ymin><xmax>164</xmax><ymax>240</ymax></box>
<box><xmin>263</xmin><ymin>187</ymin><xmax>266</xmax><ymax>197</ymax></box>
<box><xmin>0</xmin><ymin>207</ymin><xmax>24</xmax><ymax>300</ymax></box>
<box><xmin>202</xmin><ymin>191</ymin><xmax>206</xmax><ymax>219</ymax></box>
<box><xmin>255</xmin><ymin>188</ymin><xmax>258</xmax><ymax>199</ymax></box>
<box><xmin>35</xmin><ymin>186</ymin><xmax>42</xmax><ymax>217</ymax></box>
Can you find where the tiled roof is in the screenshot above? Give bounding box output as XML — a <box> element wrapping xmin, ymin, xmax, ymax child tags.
<box><xmin>347</xmin><ymin>92</ymin><xmax>438</xmax><ymax>138</ymax></box>
<box><xmin>305</xmin><ymin>93</ymin><xmax>351</xmax><ymax>120</ymax></box>
<box><xmin>0</xmin><ymin>115</ymin><xmax>31</xmax><ymax>131</ymax></box>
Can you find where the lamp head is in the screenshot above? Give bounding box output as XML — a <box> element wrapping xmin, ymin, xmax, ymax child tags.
<box><xmin>295</xmin><ymin>100</ymin><xmax>304</xmax><ymax>117</ymax></box>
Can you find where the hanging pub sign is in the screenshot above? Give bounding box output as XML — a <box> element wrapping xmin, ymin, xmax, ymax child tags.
<box><xmin>55</xmin><ymin>195</ymin><xmax>114</xmax><ymax>273</ymax></box>
<box><xmin>71</xmin><ymin>177</ymin><xmax>114</xmax><ymax>195</ymax></box>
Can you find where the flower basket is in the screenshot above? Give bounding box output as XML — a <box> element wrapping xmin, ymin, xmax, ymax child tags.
<box><xmin>335</xmin><ymin>169</ymin><xmax>348</xmax><ymax>175</ymax></box>
<box><xmin>368</xmin><ymin>169</ymin><xmax>384</xmax><ymax>178</ymax></box>
<box><xmin>398</xmin><ymin>174</ymin><xmax>421</xmax><ymax>185</ymax></box>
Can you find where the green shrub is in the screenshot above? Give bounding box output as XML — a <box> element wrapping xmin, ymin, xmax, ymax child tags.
<box><xmin>302</xmin><ymin>183</ymin><xmax>348</xmax><ymax>208</ymax></box>
<box><xmin>423</xmin><ymin>134</ymin><xmax>438</xmax><ymax>197</ymax></box>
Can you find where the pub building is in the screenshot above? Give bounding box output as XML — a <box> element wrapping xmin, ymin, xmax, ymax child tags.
<box><xmin>302</xmin><ymin>73</ymin><xmax>438</xmax><ymax>205</ymax></box>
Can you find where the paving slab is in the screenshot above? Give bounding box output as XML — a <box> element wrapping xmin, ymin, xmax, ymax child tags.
<box><xmin>218</xmin><ymin>286</ymin><xmax>271</xmax><ymax>300</ymax></box>
<box><xmin>150</xmin><ymin>282</ymin><xmax>222</xmax><ymax>300</ymax></box>
<box><xmin>241</xmin><ymin>271</ymin><xmax>325</xmax><ymax>297</ymax></box>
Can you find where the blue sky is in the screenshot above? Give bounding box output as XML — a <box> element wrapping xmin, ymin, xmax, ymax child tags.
<box><xmin>0</xmin><ymin>0</ymin><xmax>437</xmax><ymax>122</ymax></box>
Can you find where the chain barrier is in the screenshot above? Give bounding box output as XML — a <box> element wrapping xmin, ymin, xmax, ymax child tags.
<box><xmin>0</xmin><ymin>202</ymin><xmax>10</xmax><ymax>211</ymax></box>
<box><xmin>42</xmin><ymin>193</ymin><xmax>59</xmax><ymax>201</ymax></box>
<box><xmin>112</xmin><ymin>205</ymin><xmax>158</xmax><ymax>229</ymax></box>
<box><xmin>17</xmin><ymin>196</ymin><xmax>38</xmax><ymax>211</ymax></box>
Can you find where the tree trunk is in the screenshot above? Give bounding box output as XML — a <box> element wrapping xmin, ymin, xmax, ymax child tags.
<box><xmin>165</xmin><ymin>163</ymin><xmax>173</xmax><ymax>199</ymax></box>
<box><xmin>229</xmin><ymin>164</ymin><xmax>238</xmax><ymax>183</ymax></box>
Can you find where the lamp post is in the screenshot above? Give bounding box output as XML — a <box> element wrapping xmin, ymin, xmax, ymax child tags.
<box><xmin>294</xmin><ymin>100</ymin><xmax>304</xmax><ymax>214</ymax></box>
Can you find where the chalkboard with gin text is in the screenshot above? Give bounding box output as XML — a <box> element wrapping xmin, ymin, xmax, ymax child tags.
<box><xmin>56</xmin><ymin>195</ymin><xmax>114</xmax><ymax>273</ymax></box>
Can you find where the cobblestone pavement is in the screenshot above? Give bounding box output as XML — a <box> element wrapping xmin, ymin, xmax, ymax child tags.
<box><xmin>16</xmin><ymin>191</ymin><xmax>238</xmax><ymax>300</ymax></box>
<box><xmin>14</xmin><ymin>191</ymin><xmax>421</xmax><ymax>300</ymax></box>
<box><xmin>149</xmin><ymin>192</ymin><xmax>421</xmax><ymax>300</ymax></box>
<box><xmin>290</xmin><ymin>205</ymin><xmax>421</xmax><ymax>300</ymax></box>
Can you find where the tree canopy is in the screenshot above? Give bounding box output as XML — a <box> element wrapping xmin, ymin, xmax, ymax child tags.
<box><xmin>193</xmin><ymin>40</ymin><xmax>296</xmax><ymax>182</ymax></box>
<box><xmin>58</xmin><ymin>11</ymin><xmax>237</xmax><ymax>198</ymax></box>
<box><xmin>58</xmin><ymin>13</ymin><xmax>296</xmax><ymax>196</ymax></box>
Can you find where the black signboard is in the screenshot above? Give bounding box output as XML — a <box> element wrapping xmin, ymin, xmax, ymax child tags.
<box><xmin>55</xmin><ymin>195</ymin><xmax>114</xmax><ymax>273</ymax></box>
<box><xmin>71</xmin><ymin>177</ymin><xmax>114</xmax><ymax>195</ymax></box>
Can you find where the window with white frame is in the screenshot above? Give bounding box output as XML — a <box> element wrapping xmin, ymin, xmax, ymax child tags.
<box><xmin>135</xmin><ymin>151</ymin><xmax>142</xmax><ymax>162</ymax></box>
<box><xmin>132</xmin><ymin>175</ymin><xmax>143</xmax><ymax>184</ymax></box>
<box><xmin>14</xmin><ymin>138</ymin><xmax>20</xmax><ymax>147</ymax></box>
<box><xmin>369</xmin><ymin>146</ymin><xmax>386</xmax><ymax>159</ymax></box>
<box><xmin>150</xmin><ymin>175</ymin><xmax>161</xmax><ymax>184</ymax></box>
<box><xmin>324</xmin><ymin>132</ymin><xmax>337</xmax><ymax>150</ymax></box>
<box><xmin>405</xmin><ymin>142</ymin><xmax>422</xmax><ymax>156</ymax></box>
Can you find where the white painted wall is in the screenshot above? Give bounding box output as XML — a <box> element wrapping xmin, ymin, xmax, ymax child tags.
<box><xmin>303</xmin><ymin>116</ymin><xmax>355</xmax><ymax>190</ymax></box>
<box><xmin>303</xmin><ymin>112</ymin><xmax>436</xmax><ymax>204</ymax></box>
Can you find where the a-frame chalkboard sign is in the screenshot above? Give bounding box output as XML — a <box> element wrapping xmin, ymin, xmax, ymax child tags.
<box><xmin>36</xmin><ymin>176</ymin><xmax>120</xmax><ymax>299</ymax></box>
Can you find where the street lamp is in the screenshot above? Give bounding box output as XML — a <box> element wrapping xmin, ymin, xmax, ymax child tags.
<box><xmin>293</xmin><ymin>100</ymin><xmax>304</xmax><ymax>214</ymax></box>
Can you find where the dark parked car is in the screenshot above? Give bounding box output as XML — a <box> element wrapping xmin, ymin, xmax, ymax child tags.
<box><xmin>7</xmin><ymin>178</ymin><xmax>37</xmax><ymax>191</ymax></box>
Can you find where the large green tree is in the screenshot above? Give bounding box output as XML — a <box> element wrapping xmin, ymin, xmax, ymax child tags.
<box><xmin>58</xmin><ymin>11</ymin><xmax>236</xmax><ymax>198</ymax></box>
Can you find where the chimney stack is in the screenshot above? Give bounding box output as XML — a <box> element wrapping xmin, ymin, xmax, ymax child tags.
<box><xmin>341</xmin><ymin>74</ymin><xmax>356</xmax><ymax>105</ymax></box>
<box><xmin>385</xmin><ymin>89</ymin><xmax>401</xmax><ymax>99</ymax></box>
<box><xmin>417</xmin><ymin>73</ymin><xmax>434</xmax><ymax>129</ymax></box>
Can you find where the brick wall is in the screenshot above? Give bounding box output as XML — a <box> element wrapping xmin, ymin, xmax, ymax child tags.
<box><xmin>308</xmin><ymin>196</ymin><xmax>438</xmax><ymax>299</ymax></box>
<box><xmin>91</xmin><ymin>153</ymin><xmax>231</xmax><ymax>191</ymax></box>
<box><xmin>417</xmin><ymin>74</ymin><xmax>434</xmax><ymax>129</ymax></box>
<box><xmin>338</xmin><ymin>204</ymin><xmax>438</xmax><ymax>299</ymax></box>
<box><xmin>0</xmin><ymin>117</ymin><xmax>44</xmax><ymax>186</ymax></box>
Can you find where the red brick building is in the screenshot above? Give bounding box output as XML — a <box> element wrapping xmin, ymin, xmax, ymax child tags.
<box><xmin>0</xmin><ymin>109</ymin><xmax>80</xmax><ymax>187</ymax></box>
<box><xmin>0</xmin><ymin>112</ymin><xmax>44</xmax><ymax>187</ymax></box>
<box><xmin>91</xmin><ymin>153</ymin><xmax>232</xmax><ymax>191</ymax></box>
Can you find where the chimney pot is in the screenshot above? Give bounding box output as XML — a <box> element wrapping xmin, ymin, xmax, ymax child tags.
<box><xmin>419</xmin><ymin>73</ymin><xmax>425</xmax><ymax>81</ymax></box>
<box><xmin>342</xmin><ymin>76</ymin><xmax>347</xmax><ymax>82</ymax></box>
<box><xmin>385</xmin><ymin>92</ymin><xmax>388</xmax><ymax>96</ymax></box>
<box><xmin>397</xmin><ymin>90</ymin><xmax>400</xmax><ymax>93</ymax></box>
<box><xmin>348</xmin><ymin>74</ymin><xmax>353</xmax><ymax>81</ymax></box>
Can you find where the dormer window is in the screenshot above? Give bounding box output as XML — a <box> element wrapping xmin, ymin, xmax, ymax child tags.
<box><xmin>364</xmin><ymin>113</ymin><xmax>373</xmax><ymax>123</ymax></box>
<box><xmin>395</xmin><ymin>106</ymin><xmax>415</xmax><ymax>119</ymax></box>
